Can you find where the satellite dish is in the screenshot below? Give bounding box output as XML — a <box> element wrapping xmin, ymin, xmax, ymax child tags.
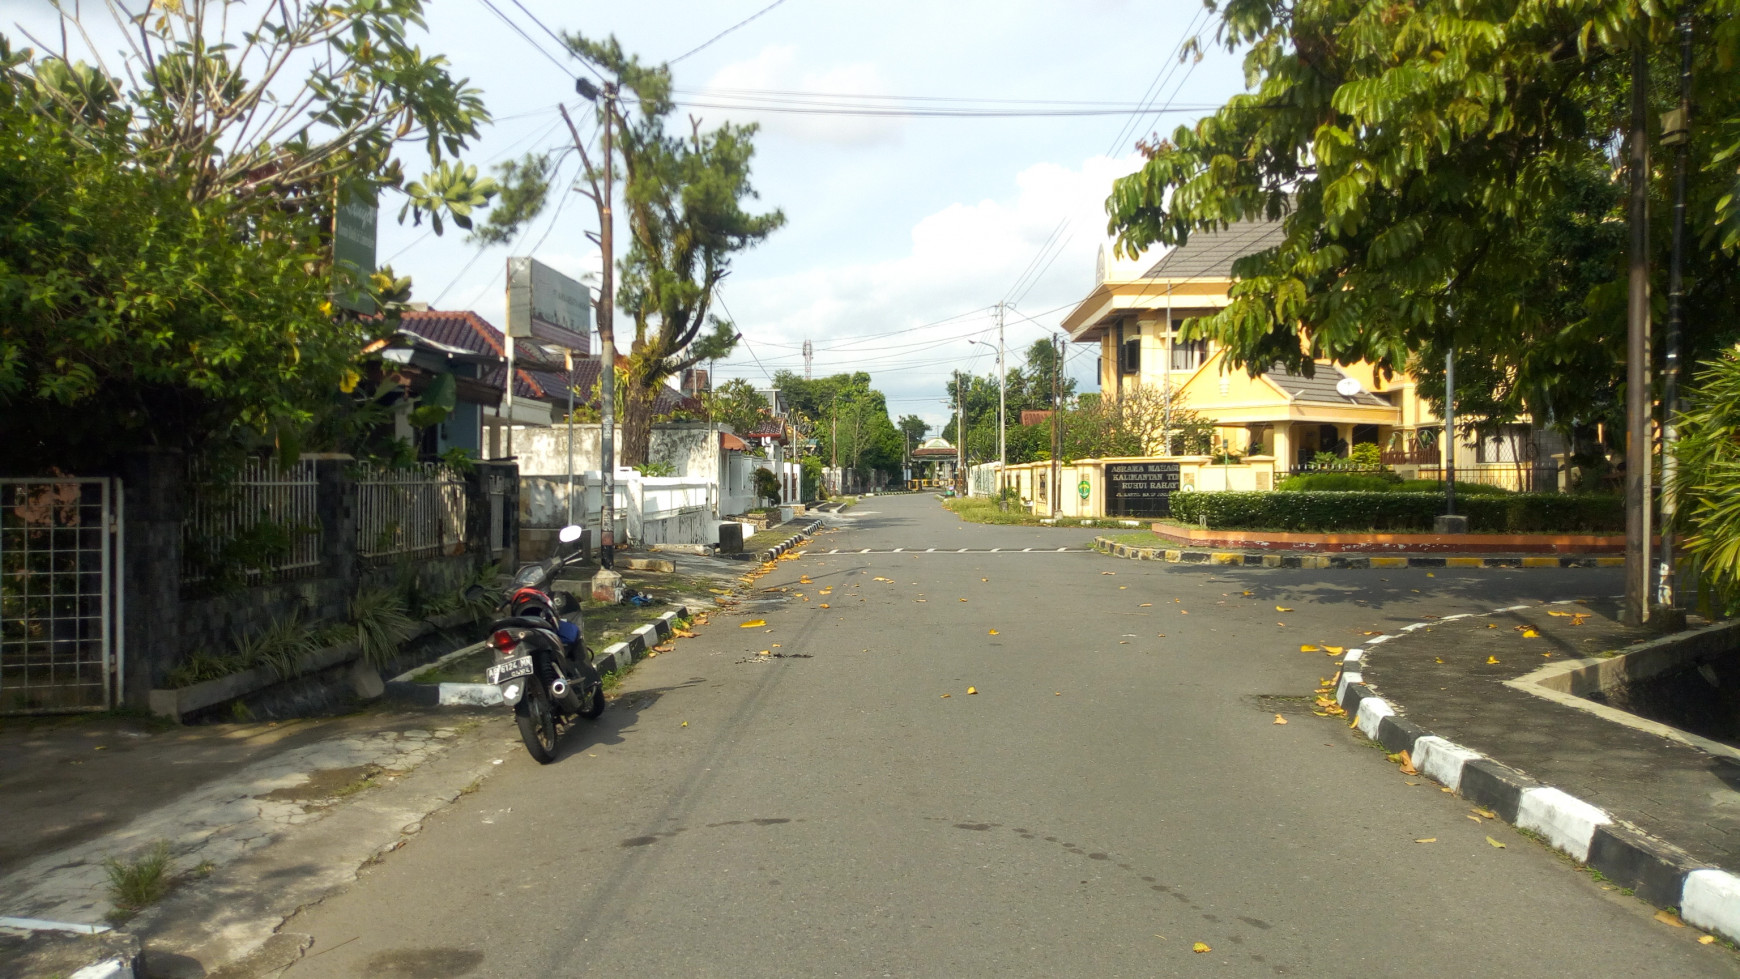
<box><xmin>1335</xmin><ymin>377</ymin><xmax>1363</xmax><ymax>397</ymax></box>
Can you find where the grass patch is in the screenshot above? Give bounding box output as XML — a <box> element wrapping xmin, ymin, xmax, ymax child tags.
<box><xmin>1099</xmin><ymin>531</ymin><xmax>1163</xmax><ymax>548</ymax></box>
<box><xmin>600</xmin><ymin>668</ymin><xmax>625</xmax><ymax>693</ymax></box>
<box><xmin>411</xmin><ymin>648</ymin><xmax>493</xmax><ymax>685</ymax></box>
<box><xmin>104</xmin><ymin>840</ymin><xmax>171</xmax><ymax>922</ymax></box>
<box><xmin>941</xmin><ymin>497</ymin><xmax>1049</xmax><ymax>526</ymax></box>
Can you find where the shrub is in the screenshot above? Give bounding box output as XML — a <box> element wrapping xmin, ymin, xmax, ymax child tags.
<box><xmin>1394</xmin><ymin>479</ymin><xmax>1514</xmax><ymax>495</ymax></box>
<box><xmin>1169</xmin><ymin>491</ymin><xmax>1623</xmax><ymax>533</ymax></box>
<box><xmin>1277</xmin><ymin>473</ymin><xmax>1397</xmax><ymax>493</ymax></box>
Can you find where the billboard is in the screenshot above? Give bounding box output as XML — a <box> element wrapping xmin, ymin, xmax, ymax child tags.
<box><xmin>507</xmin><ymin>257</ymin><xmax>591</xmax><ymax>350</ymax></box>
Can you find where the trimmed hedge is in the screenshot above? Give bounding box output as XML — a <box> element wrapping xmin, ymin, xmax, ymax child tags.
<box><xmin>1277</xmin><ymin>473</ymin><xmax>1398</xmax><ymax>493</ymax></box>
<box><xmin>1168</xmin><ymin>491</ymin><xmax>1623</xmax><ymax>534</ymax></box>
<box><xmin>1394</xmin><ymin>479</ymin><xmax>1514</xmax><ymax>495</ymax></box>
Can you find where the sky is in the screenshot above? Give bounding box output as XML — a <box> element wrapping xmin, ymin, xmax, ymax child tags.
<box><xmin>5</xmin><ymin>0</ymin><xmax>1252</xmax><ymax>433</ymax></box>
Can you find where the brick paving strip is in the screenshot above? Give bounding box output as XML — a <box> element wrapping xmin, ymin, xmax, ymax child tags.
<box><xmin>1337</xmin><ymin>600</ymin><xmax>1740</xmax><ymax>941</ymax></box>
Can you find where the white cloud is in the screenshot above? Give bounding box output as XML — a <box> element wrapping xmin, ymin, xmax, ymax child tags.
<box><xmin>719</xmin><ymin>153</ymin><xmax>1144</xmax><ymax>426</ymax></box>
<box><xmin>700</xmin><ymin>46</ymin><xmax>903</xmax><ymax>147</ymax></box>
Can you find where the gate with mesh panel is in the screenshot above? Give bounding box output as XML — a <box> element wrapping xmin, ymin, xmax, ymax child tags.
<box><xmin>0</xmin><ymin>478</ymin><xmax>122</xmax><ymax>713</ymax></box>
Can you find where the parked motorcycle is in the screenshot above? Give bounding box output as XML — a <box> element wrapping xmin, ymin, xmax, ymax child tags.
<box><xmin>467</xmin><ymin>524</ymin><xmax>604</xmax><ymax>763</ymax></box>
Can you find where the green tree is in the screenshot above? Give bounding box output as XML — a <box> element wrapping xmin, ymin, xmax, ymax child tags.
<box><xmin>703</xmin><ymin>379</ymin><xmax>771</xmax><ymax>435</ymax></box>
<box><xmin>482</xmin><ymin>34</ymin><xmax>784</xmax><ymax>468</ymax></box>
<box><xmin>773</xmin><ymin>370</ymin><xmax>902</xmax><ymax>484</ymax></box>
<box><xmin>1672</xmin><ymin>350</ymin><xmax>1740</xmax><ymax>609</ymax></box>
<box><xmin>897</xmin><ymin>415</ymin><xmax>930</xmax><ymax>446</ymax></box>
<box><xmin>1106</xmin><ymin>0</ymin><xmax>1740</xmax><ymax>443</ymax></box>
<box><xmin>0</xmin><ymin>1</ymin><xmax>502</xmax><ymax>471</ymax></box>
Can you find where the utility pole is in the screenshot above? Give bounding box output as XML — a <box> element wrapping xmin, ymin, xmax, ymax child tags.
<box><xmin>955</xmin><ymin>371</ymin><xmax>966</xmax><ymax>491</ymax></box>
<box><xmin>1659</xmin><ymin>12</ymin><xmax>1695</xmax><ymax>615</ymax></box>
<box><xmin>1051</xmin><ymin>334</ymin><xmax>1063</xmax><ymax>517</ymax></box>
<box><xmin>1444</xmin><ymin>349</ymin><xmax>1456</xmax><ymax>517</ymax></box>
<box><xmin>565</xmin><ymin>80</ymin><xmax>618</xmax><ymax>574</ymax></box>
<box><xmin>996</xmin><ymin>302</ymin><xmax>1007</xmax><ymax>470</ymax></box>
<box><xmin>1623</xmin><ymin>38</ymin><xmax>1652</xmax><ymax>626</ymax></box>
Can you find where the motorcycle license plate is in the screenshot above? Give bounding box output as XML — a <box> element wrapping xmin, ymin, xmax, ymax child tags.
<box><xmin>487</xmin><ymin>656</ymin><xmax>534</xmax><ymax>685</ymax></box>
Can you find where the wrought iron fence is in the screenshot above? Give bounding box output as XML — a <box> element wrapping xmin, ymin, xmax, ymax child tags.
<box><xmin>357</xmin><ymin>462</ymin><xmax>468</xmax><ymax>560</ymax></box>
<box><xmin>183</xmin><ymin>457</ymin><xmax>321</xmax><ymax>584</ymax></box>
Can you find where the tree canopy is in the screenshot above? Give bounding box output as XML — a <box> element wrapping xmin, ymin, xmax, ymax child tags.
<box><xmin>1106</xmin><ymin>0</ymin><xmax>1740</xmax><ymax>443</ymax></box>
<box><xmin>774</xmin><ymin>371</ymin><xmax>903</xmax><ymax>483</ymax></box>
<box><xmin>0</xmin><ymin>3</ymin><xmax>501</xmax><ymax>472</ymax></box>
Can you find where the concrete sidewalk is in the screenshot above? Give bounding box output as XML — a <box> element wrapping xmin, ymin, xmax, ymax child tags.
<box><xmin>1340</xmin><ymin>600</ymin><xmax>1740</xmax><ymax>938</ymax></box>
<box><xmin>0</xmin><ymin>707</ymin><xmax>518</xmax><ymax>979</ymax></box>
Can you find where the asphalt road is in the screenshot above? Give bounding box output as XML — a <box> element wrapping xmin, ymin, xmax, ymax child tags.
<box><xmin>283</xmin><ymin>495</ymin><xmax>1739</xmax><ymax>978</ymax></box>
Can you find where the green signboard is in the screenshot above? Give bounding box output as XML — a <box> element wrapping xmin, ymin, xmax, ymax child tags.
<box><xmin>333</xmin><ymin>190</ymin><xmax>378</xmax><ymax>314</ymax></box>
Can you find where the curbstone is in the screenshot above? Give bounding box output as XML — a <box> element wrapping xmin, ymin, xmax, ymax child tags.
<box><xmin>1354</xmin><ymin>696</ymin><xmax>1394</xmax><ymax>740</ymax></box>
<box><xmin>1588</xmin><ymin>822</ymin><xmax>1703</xmax><ymax>909</ymax></box>
<box><xmin>1682</xmin><ymin>869</ymin><xmax>1740</xmax><ymax>945</ymax></box>
<box><xmin>1090</xmin><ymin>536</ymin><xmax>1626</xmax><ymax>572</ymax></box>
<box><xmin>1374</xmin><ymin>714</ymin><xmax>1428</xmax><ymax>756</ymax></box>
<box><xmin>1410</xmin><ymin>736</ymin><xmax>1482</xmax><ymax>792</ymax></box>
<box><xmin>1456</xmin><ymin>758</ymin><xmax>1540</xmax><ymax>825</ymax></box>
<box><xmin>1516</xmin><ymin>787</ymin><xmax>1611</xmax><ymax>862</ymax></box>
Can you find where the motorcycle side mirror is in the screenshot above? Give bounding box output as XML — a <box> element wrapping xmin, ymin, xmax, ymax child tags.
<box><xmin>558</xmin><ymin>524</ymin><xmax>583</xmax><ymax>544</ymax></box>
<box><xmin>464</xmin><ymin>584</ymin><xmax>485</xmax><ymax>602</ymax></box>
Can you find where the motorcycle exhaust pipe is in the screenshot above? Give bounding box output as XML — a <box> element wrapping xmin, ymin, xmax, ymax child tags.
<box><xmin>547</xmin><ymin>677</ymin><xmax>582</xmax><ymax>712</ymax></box>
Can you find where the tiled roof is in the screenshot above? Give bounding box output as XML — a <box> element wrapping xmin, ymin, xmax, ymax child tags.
<box><xmin>1263</xmin><ymin>363</ymin><xmax>1390</xmax><ymax>407</ymax></box>
<box><xmin>402</xmin><ymin>309</ymin><xmax>700</xmax><ymax>415</ymax></box>
<box><xmin>1142</xmin><ymin>218</ymin><xmax>1287</xmax><ymax>279</ymax></box>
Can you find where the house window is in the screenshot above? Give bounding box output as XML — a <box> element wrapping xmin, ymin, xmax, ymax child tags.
<box><xmin>1170</xmin><ymin>338</ymin><xmax>1207</xmax><ymax>371</ymax></box>
<box><xmin>1120</xmin><ymin>336</ymin><xmax>1141</xmax><ymax>375</ymax></box>
<box><xmin>1167</xmin><ymin>316</ymin><xmax>1207</xmax><ymax>371</ymax></box>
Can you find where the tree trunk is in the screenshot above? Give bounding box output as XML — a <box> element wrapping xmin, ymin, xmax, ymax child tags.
<box><xmin>621</xmin><ymin>377</ymin><xmax>657</xmax><ymax>468</ymax></box>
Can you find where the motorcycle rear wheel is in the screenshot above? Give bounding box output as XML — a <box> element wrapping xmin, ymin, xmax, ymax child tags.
<box><xmin>515</xmin><ymin>685</ymin><xmax>559</xmax><ymax>764</ymax></box>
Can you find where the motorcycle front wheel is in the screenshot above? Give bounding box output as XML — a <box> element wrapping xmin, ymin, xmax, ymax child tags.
<box><xmin>515</xmin><ymin>685</ymin><xmax>559</xmax><ymax>764</ymax></box>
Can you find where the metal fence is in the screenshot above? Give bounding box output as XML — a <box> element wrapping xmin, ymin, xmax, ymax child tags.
<box><xmin>357</xmin><ymin>462</ymin><xmax>468</xmax><ymax>560</ymax></box>
<box><xmin>183</xmin><ymin>457</ymin><xmax>321</xmax><ymax>583</ymax></box>
<box><xmin>1</xmin><ymin>478</ymin><xmax>119</xmax><ymax>713</ymax></box>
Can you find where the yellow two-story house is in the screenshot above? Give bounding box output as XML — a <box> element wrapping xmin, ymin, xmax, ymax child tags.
<box><xmin>1060</xmin><ymin>218</ymin><xmax>1559</xmax><ymax>489</ymax></box>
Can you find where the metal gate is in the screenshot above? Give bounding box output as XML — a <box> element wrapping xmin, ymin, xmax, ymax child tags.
<box><xmin>0</xmin><ymin>478</ymin><xmax>122</xmax><ymax>713</ymax></box>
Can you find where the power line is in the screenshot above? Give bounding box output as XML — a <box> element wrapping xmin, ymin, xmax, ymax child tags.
<box><xmin>670</xmin><ymin>0</ymin><xmax>792</xmax><ymax>65</ymax></box>
<box><xmin>503</xmin><ymin>0</ymin><xmax>607</xmax><ymax>81</ymax></box>
<box><xmin>715</xmin><ymin>291</ymin><xmax>776</xmax><ymax>384</ymax></box>
<box><xmin>474</xmin><ymin>0</ymin><xmax>574</xmax><ymax>78</ymax></box>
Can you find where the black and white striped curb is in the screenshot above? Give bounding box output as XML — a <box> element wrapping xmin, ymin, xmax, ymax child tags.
<box><xmin>384</xmin><ymin>605</ymin><xmax>692</xmax><ymax>708</ymax></box>
<box><xmin>1335</xmin><ymin>604</ymin><xmax>1740</xmax><ymax>941</ymax></box>
<box><xmin>1096</xmin><ymin>536</ymin><xmax>1627</xmax><ymax>570</ymax></box>
<box><xmin>757</xmin><ymin>519</ymin><xmax>823</xmax><ymax>563</ymax></box>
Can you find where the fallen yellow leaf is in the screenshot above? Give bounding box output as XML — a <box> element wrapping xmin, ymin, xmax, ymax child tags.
<box><xmin>1324</xmin><ymin>645</ymin><xmax>1344</xmax><ymax>655</ymax></box>
<box><xmin>1426</xmin><ymin>572</ymin><xmax>1435</xmax><ymax>577</ymax></box>
<box><xmin>1435</xmin><ymin>657</ymin><xmax>1444</xmax><ymax>664</ymax></box>
<box><xmin>1655</xmin><ymin>910</ymin><xmax>1686</xmax><ymax>928</ymax></box>
<box><xmin>1547</xmin><ymin>610</ymin><xmax>1573</xmax><ymax>617</ymax></box>
<box><xmin>1472</xmin><ymin>807</ymin><xmax>1497</xmax><ymax>819</ymax></box>
<box><xmin>1276</xmin><ymin>606</ymin><xmax>1294</xmax><ymax>612</ymax></box>
<box><xmin>820</xmin><ymin>603</ymin><xmax>830</xmax><ymax>608</ymax></box>
<box><xmin>1273</xmin><ymin>714</ymin><xmax>1288</xmax><ymax>725</ymax></box>
<box><xmin>1521</xmin><ymin>628</ymin><xmax>1540</xmax><ymax>638</ymax></box>
<box><xmin>1192</xmin><ymin>942</ymin><xmax>1211</xmax><ymax>954</ymax></box>
<box><xmin>1301</xmin><ymin>644</ymin><xmax>1320</xmax><ymax>653</ymax></box>
<box><xmin>1700</xmin><ymin>935</ymin><xmax>1716</xmax><ymax>944</ymax></box>
<box><xmin>1415</xmin><ymin>838</ymin><xmax>1437</xmax><ymax>844</ymax></box>
<box><xmin>1487</xmin><ymin>836</ymin><xmax>1506</xmax><ymax>848</ymax></box>
<box><xmin>988</xmin><ymin>629</ymin><xmax>999</xmax><ymax>636</ymax></box>
<box><xmin>941</xmin><ymin>693</ymin><xmax>951</xmax><ymax>698</ymax></box>
<box><xmin>740</xmin><ymin>619</ymin><xmax>767</xmax><ymax>628</ymax></box>
<box><xmin>1486</xmin><ymin>655</ymin><xmax>1500</xmax><ymax>664</ymax></box>
<box><xmin>758</xmin><ymin>650</ymin><xmax>770</xmax><ymax>656</ymax></box>
<box><xmin>1398</xmin><ymin>750</ymin><xmax>1419</xmax><ymax>776</ymax></box>
<box><xmin>1139</xmin><ymin>603</ymin><xmax>1153</xmax><ymax>607</ymax></box>
<box><xmin>960</xmin><ymin>598</ymin><xmax>967</xmax><ymax>602</ymax></box>
<box><xmin>1119</xmin><ymin>585</ymin><xmax>1127</xmax><ymax>590</ymax></box>
<box><xmin>681</xmin><ymin>721</ymin><xmax>688</xmax><ymax>727</ymax></box>
<box><xmin>966</xmin><ymin>686</ymin><xmax>978</xmax><ymax>695</ymax></box>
